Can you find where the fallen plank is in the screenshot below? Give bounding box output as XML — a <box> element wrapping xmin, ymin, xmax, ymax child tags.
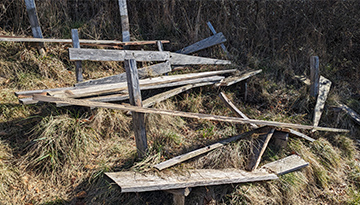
<box><xmin>260</xmin><ymin>154</ymin><xmax>309</xmax><ymax>175</ymax></box>
<box><xmin>337</xmin><ymin>103</ymin><xmax>360</xmax><ymax>125</ymax></box>
<box><xmin>313</xmin><ymin>76</ymin><xmax>332</xmax><ymax>127</ymax></box>
<box><xmin>105</xmin><ymin>168</ymin><xmax>278</xmax><ymax>192</ymax></box>
<box><xmin>56</xmin><ymin>93</ymin><xmax>130</xmax><ymax>107</ymax></box>
<box><xmin>143</xmin><ymin>82</ymin><xmax>215</xmax><ymax>108</ymax></box>
<box><xmin>246</xmin><ymin>128</ymin><xmax>275</xmax><ymax>171</ymax></box>
<box><xmin>207</xmin><ymin>21</ymin><xmax>229</xmax><ymax>55</ymax></box>
<box><xmin>176</xmin><ymin>32</ymin><xmax>226</xmax><ymax>54</ymax></box>
<box><xmin>154</xmin><ymin>127</ymin><xmax>266</xmax><ymax>170</ymax></box>
<box><xmin>33</xmin><ymin>95</ymin><xmax>350</xmax><ymax>132</ymax></box>
<box><xmin>216</xmin><ymin>69</ymin><xmax>262</xmax><ymax>87</ymax></box>
<box><xmin>75</xmin><ymin>61</ymin><xmax>171</xmax><ymax>87</ymax></box>
<box><xmin>280</xmin><ymin>128</ymin><xmax>315</xmax><ymax>142</ymax></box>
<box><xmin>169</xmin><ymin>53</ymin><xmax>231</xmax><ymax>65</ymax></box>
<box><xmin>69</xmin><ymin>48</ymin><xmax>170</xmax><ymax>62</ymax></box>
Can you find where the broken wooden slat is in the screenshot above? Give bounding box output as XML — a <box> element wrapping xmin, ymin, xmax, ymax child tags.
<box><xmin>32</xmin><ymin>95</ymin><xmax>350</xmax><ymax>132</ymax></box>
<box><xmin>24</xmin><ymin>0</ymin><xmax>43</xmax><ymax>41</ymax></box>
<box><xmin>176</xmin><ymin>32</ymin><xmax>226</xmax><ymax>54</ymax></box>
<box><xmin>154</xmin><ymin>127</ymin><xmax>264</xmax><ymax>170</ymax></box>
<box><xmin>216</xmin><ymin>69</ymin><xmax>262</xmax><ymax>87</ymax></box>
<box><xmin>143</xmin><ymin>82</ymin><xmax>215</xmax><ymax>108</ymax></box>
<box><xmin>260</xmin><ymin>154</ymin><xmax>309</xmax><ymax>175</ymax></box>
<box><xmin>71</xmin><ymin>29</ymin><xmax>83</xmax><ymax>82</ymax></box>
<box><xmin>313</xmin><ymin>76</ymin><xmax>332</xmax><ymax>127</ymax></box>
<box><xmin>246</xmin><ymin>128</ymin><xmax>275</xmax><ymax>171</ymax></box>
<box><xmin>310</xmin><ymin>56</ymin><xmax>320</xmax><ymax>97</ymax></box>
<box><xmin>56</xmin><ymin>93</ymin><xmax>130</xmax><ymax>107</ymax></box>
<box><xmin>337</xmin><ymin>103</ymin><xmax>360</xmax><ymax>125</ymax></box>
<box><xmin>105</xmin><ymin>168</ymin><xmax>278</xmax><ymax>192</ymax></box>
<box><xmin>169</xmin><ymin>53</ymin><xmax>231</xmax><ymax>65</ymax></box>
<box><xmin>75</xmin><ymin>61</ymin><xmax>172</xmax><ymax>87</ymax></box>
<box><xmin>207</xmin><ymin>21</ymin><xmax>228</xmax><ymax>55</ymax></box>
<box><xmin>286</xmin><ymin>129</ymin><xmax>315</xmax><ymax>142</ymax></box>
<box><xmin>218</xmin><ymin>92</ymin><xmax>258</xmax><ymax>128</ymax></box>
<box><xmin>69</xmin><ymin>48</ymin><xmax>170</xmax><ymax>62</ymax></box>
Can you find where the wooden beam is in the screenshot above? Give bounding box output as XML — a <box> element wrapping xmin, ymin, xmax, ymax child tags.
<box><xmin>313</xmin><ymin>76</ymin><xmax>332</xmax><ymax>127</ymax></box>
<box><xmin>24</xmin><ymin>0</ymin><xmax>43</xmax><ymax>43</ymax></box>
<box><xmin>337</xmin><ymin>103</ymin><xmax>360</xmax><ymax>125</ymax></box>
<box><xmin>310</xmin><ymin>56</ymin><xmax>320</xmax><ymax>97</ymax></box>
<box><xmin>157</xmin><ymin>41</ymin><xmax>164</xmax><ymax>52</ymax></box>
<box><xmin>176</xmin><ymin>32</ymin><xmax>226</xmax><ymax>54</ymax></box>
<box><xmin>216</xmin><ymin>69</ymin><xmax>262</xmax><ymax>87</ymax></box>
<box><xmin>207</xmin><ymin>21</ymin><xmax>228</xmax><ymax>55</ymax></box>
<box><xmin>169</xmin><ymin>53</ymin><xmax>231</xmax><ymax>65</ymax></box>
<box><xmin>105</xmin><ymin>168</ymin><xmax>278</xmax><ymax>193</ymax></box>
<box><xmin>260</xmin><ymin>154</ymin><xmax>309</xmax><ymax>175</ymax></box>
<box><xmin>71</xmin><ymin>29</ymin><xmax>83</xmax><ymax>82</ymax></box>
<box><xmin>32</xmin><ymin>95</ymin><xmax>350</xmax><ymax>132</ymax></box>
<box><xmin>124</xmin><ymin>57</ymin><xmax>147</xmax><ymax>158</ymax></box>
<box><xmin>246</xmin><ymin>128</ymin><xmax>275</xmax><ymax>171</ymax></box>
<box><xmin>75</xmin><ymin>61</ymin><xmax>171</xmax><ymax>87</ymax></box>
<box><xmin>56</xmin><ymin>93</ymin><xmax>130</xmax><ymax>107</ymax></box>
<box><xmin>118</xmin><ymin>0</ymin><xmax>130</xmax><ymax>42</ymax></box>
<box><xmin>154</xmin><ymin>127</ymin><xmax>265</xmax><ymax>170</ymax></box>
<box><xmin>69</xmin><ymin>48</ymin><xmax>170</xmax><ymax>62</ymax></box>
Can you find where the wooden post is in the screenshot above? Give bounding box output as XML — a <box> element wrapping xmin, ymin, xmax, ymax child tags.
<box><xmin>310</xmin><ymin>56</ymin><xmax>320</xmax><ymax>97</ymax></box>
<box><xmin>206</xmin><ymin>21</ymin><xmax>228</xmax><ymax>55</ymax></box>
<box><xmin>157</xmin><ymin>41</ymin><xmax>164</xmax><ymax>52</ymax></box>
<box><xmin>71</xmin><ymin>29</ymin><xmax>83</xmax><ymax>82</ymax></box>
<box><xmin>124</xmin><ymin>56</ymin><xmax>147</xmax><ymax>158</ymax></box>
<box><xmin>24</xmin><ymin>0</ymin><xmax>45</xmax><ymax>52</ymax></box>
<box><xmin>118</xmin><ymin>0</ymin><xmax>130</xmax><ymax>43</ymax></box>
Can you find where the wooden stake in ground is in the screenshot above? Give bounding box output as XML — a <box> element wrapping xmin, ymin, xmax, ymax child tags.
<box><xmin>71</xmin><ymin>29</ymin><xmax>83</xmax><ymax>82</ymax></box>
<box><xmin>310</xmin><ymin>56</ymin><xmax>320</xmax><ymax>97</ymax></box>
<box><xmin>118</xmin><ymin>0</ymin><xmax>130</xmax><ymax>43</ymax></box>
<box><xmin>24</xmin><ymin>0</ymin><xmax>45</xmax><ymax>52</ymax></box>
<box><xmin>124</xmin><ymin>57</ymin><xmax>147</xmax><ymax>158</ymax></box>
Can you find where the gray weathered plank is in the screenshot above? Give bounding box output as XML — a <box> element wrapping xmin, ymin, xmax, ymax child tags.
<box><xmin>207</xmin><ymin>21</ymin><xmax>228</xmax><ymax>55</ymax></box>
<box><xmin>75</xmin><ymin>61</ymin><xmax>171</xmax><ymax>87</ymax></box>
<box><xmin>32</xmin><ymin>95</ymin><xmax>350</xmax><ymax>132</ymax></box>
<box><xmin>176</xmin><ymin>32</ymin><xmax>226</xmax><ymax>54</ymax></box>
<box><xmin>310</xmin><ymin>56</ymin><xmax>320</xmax><ymax>97</ymax></box>
<box><xmin>105</xmin><ymin>168</ymin><xmax>278</xmax><ymax>193</ymax></box>
<box><xmin>337</xmin><ymin>103</ymin><xmax>360</xmax><ymax>125</ymax></box>
<box><xmin>125</xmin><ymin>58</ymin><xmax>147</xmax><ymax>158</ymax></box>
<box><xmin>24</xmin><ymin>0</ymin><xmax>43</xmax><ymax>40</ymax></box>
<box><xmin>313</xmin><ymin>76</ymin><xmax>332</xmax><ymax>127</ymax></box>
<box><xmin>56</xmin><ymin>93</ymin><xmax>130</xmax><ymax>107</ymax></box>
<box><xmin>71</xmin><ymin>29</ymin><xmax>83</xmax><ymax>82</ymax></box>
<box><xmin>118</xmin><ymin>0</ymin><xmax>130</xmax><ymax>42</ymax></box>
<box><xmin>260</xmin><ymin>154</ymin><xmax>309</xmax><ymax>175</ymax></box>
<box><xmin>169</xmin><ymin>53</ymin><xmax>231</xmax><ymax>65</ymax></box>
<box><xmin>216</xmin><ymin>69</ymin><xmax>262</xmax><ymax>87</ymax></box>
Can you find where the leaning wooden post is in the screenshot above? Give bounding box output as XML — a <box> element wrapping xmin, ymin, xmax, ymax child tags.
<box><xmin>118</xmin><ymin>0</ymin><xmax>130</xmax><ymax>44</ymax></box>
<box><xmin>71</xmin><ymin>29</ymin><xmax>83</xmax><ymax>82</ymax></box>
<box><xmin>124</xmin><ymin>55</ymin><xmax>147</xmax><ymax>158</ymax></box>
<box><xmin>24</xmin><ymin>0</ymin><xmax>45</xmax><ymax>51</ymax></box>
<box><xmin>310</xmin><ymin>56</ymin><xmax>320</xmax><ymax>97</ymax></box>
<box><xmin>206</xmin><ymin>21</ymin><xmax>228</xmax><ymax>55</ymax></box>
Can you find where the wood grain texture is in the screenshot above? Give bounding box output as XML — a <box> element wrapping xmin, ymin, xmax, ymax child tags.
<box><xmin>176</xmin><ymin>32</ymin><xmax>226</xmax><ymax>54</ymax></box>
<box><xmin>310</xmin><ymin>56</ymin><xmax>320</xmax><ymax>97</ymax></box>
<box><xmin>169</xmin><ymin>53</ymin><xmax>231</xmax><ymax>65</ymax></box>
<box><xmin>216</xmin><ymin>69</ymin><xmax>262</xmax><ymax>87</ymax></box>
<box><xmin>24</xmin><ymin>0</ymin><xmax>43</xmax><ymax>40</ymax></box>
<box><xmin>105</xmin><ymin>168</ymin><xmax>278</xmax><ymax>192</ymax></box>
<box><xmin>337</xmin><ymin>103</ymin><xmax>360</xmax><ymax>125</ymax></box>
<box><xmin>32</xmin><ymin>95</ymin><xmax>349</xmax><ymax>132</ymax></box>
<box><xmin>313</xmin><ymin>76</ymin><xmax>332</xmax><ymax>127</ymax></box>
<box><xmin>260</xmin><ymin>154</ymin><xmax>309</xmax><ymax>175</ymax></box>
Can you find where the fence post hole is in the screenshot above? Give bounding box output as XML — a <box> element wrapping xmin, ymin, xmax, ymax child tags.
<box><xmin>124</xmin><ymin>56</ymin><xmax>148</xmax><ymax>158</ymax></box>
<box><xmin>71</xmin><ymin>29</ymin><xmax>83</xmax><ymax>82</ymax></box>
<box><xmin>118</xmin><ymin>0</ymin><xmax>130</xmax><ymax>47</ymax></box>
<box><xmin>310</xmin><ymin>56</ymin><xmax>320</xmax><ymax>97</ymax></box>
<box><xmin>24</xmin><ymin>0</ymin><xmax>45</xmax><ymax>52</ymax></box>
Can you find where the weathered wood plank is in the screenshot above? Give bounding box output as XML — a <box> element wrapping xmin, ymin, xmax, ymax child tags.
<box><xmin>24</xmin><ymin>0</ymin><xmax>43</xmax><ymax>40</ymax></box>
<box><xmin>71</xmin><ymin>29</ymin><xmax>83</xmax><ymax>82</ymax></box>
<box><xmin>169</xmin><ymin>53</ymin><xmax>231</xmax><ymax>65</ymax></box>
<box><xmin>143</xmin><ymin>82</ymin><xmax>215</xmax><ymax>108</ymax></box>
<box><xmin>176</xmin><ymin>32</ymin><xmax>226</xmax><ymax>54</ymax></box>
<box><xmin>216</xmin><ymin>69</ymin><xmax>262</xmax><ymax>87</ymax></box>
<box><xmin>0</xmin><ymin>37</ymin><xmax>169</xmax><ymax>45</ymax></box>
<box><xmin>56</xmin><ymin>93</ymin><xmax>130</xmax><ymax>107</ymax></box>
<box><xmin>157</xmin><ymin>41</ymin><xmax>164</xmax><ymax>52</ymax></box>
<box><xmin>260</xmin><ymin>154</ymin><xmax>309</xmax><ymax>175</ymax></box>
<box><xmin>75</xmin><ymin>61</ymin><xmax>171</xmax><ymax>87</ymax></box>
<box><xmin>118</xmin><ymin>0</ymin><xmax>130</xmax><ymax>42</ymax></box>
<box><xmin>313</xmin><ymin>76</ymin><xmax>332</xmax><ymax>127</ymax></box>
<box><xmin>125</xmin><ymin>58</ymin><xmax>147</xmax><ymax>158</ymax></box>
<box><xmin>32</xmin><ymin>95</ymin><xmax>350</xmax><ymax>132</ymax></box>
<box><xmin>105</xmin><ymin>168</ymin><xmax>278</xmax><ymax>192</ymax></box>
<box><xmin>154</xmin><ymin>127</ymin><xmax>265</xmax><ymax>170</ymax></box>
<box><xmin>207</xmin><ymin>21</ymin><xmax>228</xmax><ymax>55</ymax></box>
<box><xmin>69</xmin><ymin>48</ymin><xmax>170</xmax><ymax>62</ymax></box>
<box><xmin>310</xmin><ymin>56</ymin><xmax>320</xmax><ymax>97</ymax></box>
<box><xmin>337</xmin><ymin>103</ymin><xmax>360</xmax><ymax>125</ymax></box>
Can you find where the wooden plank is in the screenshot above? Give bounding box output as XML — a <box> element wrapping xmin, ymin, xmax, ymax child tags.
<box><xmin>124</xmin><ymin>58</ymin><xmax>147</xmax><ymax>158</ymax></box>
<box><xmin>118</xmin><ymin>0</ymin><xmax>130</xmax><ymax>42</ymax></box>
<box><xmin>24</xmin><ymin>0</ymin><xmax>43</xmax><ymax>42</ymax></box>
<box><xmin>71</xmin><ymin>29</ymin><xmax>83</xmax><ymax>82</ymax></box>
<box><xmin>176</xmin><ymin>32</ymin><xmax>226</xmax><ymax>54</ymax></box>
<box><xmin>246</xmin><ymin>128</ymin><xmax>275</xmax><ymax>171</ymax></box>
<box><xmin>56</xmin><ymin>93</ymin><xmax>130</xmax><ymax>107</ymax></box>
<box><xmin>216</xmin><ymin>69</ymin><xmax>262</xmax><ymax>87</ymax></box>
<box><xmin>154</xmin><ymin>127</ymin><xmax>265</xmax><ymax>170</ymax></box>
<box><xmin>105</xmin><ymin>168</ymin><xmax>278</xmax><ymax>192</ymax></box>
<box><xmin>143</xmin><ymin>82</ymin><xmax>215</xmax><ymax>108</ymax></box>
<box><xmin>75</xmin><ymin>61</ymin><xmax>171</xmax><ymax>87</ymax></box>
<box><xmin>69</xmin><ymin>48</ymin><xmax>170</xmax><ymax>62</ymax></box>
<box><xmin>207</xmin><ymin>21</ymin><xmax>228</xmax><ymax>55</ymax></box>
<box><xmin>337</xmin><ymin>103</ymin><xmax>360</xmax><ymax>125</ymax></box>
<box><xmin>218</xmin><ymin>92</ymin><xmax>258</xmax><ymax>128</ymax></box>
<box><xmin>157</xmin><ymin>41</ymin><xmax>164</xmax><ymax>52</ymax></box>
<box><xmin>169</xmin><ymin>53</ymin><xmax>231</xmax><ymax>65</ymax></box>
<box><xmin>32</xmin><ymin>95</ymin><xmax>350</xmax><ymax>132</ymax></box>
<box><xmin>313</xmin><ymin>76</ymin><xmax>332</xmax><ymax>127</ymax></box>
<box><xmin>260</xmin><ymin>154</ymin><xmax>309</xmax><ymax>175</ymax></box>
<box><xmin>0</xmin><ymin>37</ymin><xmax>169</xmax><ymax>45</ymax></box>
<box><xmin>310</xmin><ymin>56</ymin><xmax>320</xmax><ymax>97</ymax></box>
